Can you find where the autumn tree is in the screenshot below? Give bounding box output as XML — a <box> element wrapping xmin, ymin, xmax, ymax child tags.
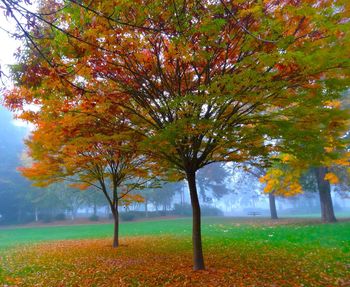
<box><xmin>4</xmin><ymin>0</ymin><xmax>350</xmax><ymax>269</ymax></box>
<box><xmin>260</xmin><ymin>148</ymin><xmax>350</xmax><ymax>222</ymax></box>
<box><xmin>16</xmin><ymin>97</ymin><xmax>149</xmax><ymax>247</ymax></box>
<box><xmin>260</xmin><ymin>92</ymin><xmax>349</xmax><ymax>223</ymax></box>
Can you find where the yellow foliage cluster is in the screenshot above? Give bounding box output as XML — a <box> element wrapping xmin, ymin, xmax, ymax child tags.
<box><xmin>259</xmin><ymin>153</ymin><xmax>305</xmax><ymax>197</ymax></box>
<box><xmin>261</xmin><ymin>150</ymin><xmax>349</xmax><ymax>197</ymax></box>
<box><xmin>260</xmin><ymin>139</ymin><xmax>350</xmax><ymax>197</ymax></box>
<box><xmin>260</xmin><ymin>169</ymin><xmax>303</xmax><ymax>197</ymax></box>
<box><xmin>324</xmin><ymin>100</ymin><xmax>341</xmax><ymax>109</ymax></box>
<box><xmin>324</xmin><ymin>173</ymin><xmax>339</xmax><ymax>184</ymax></box>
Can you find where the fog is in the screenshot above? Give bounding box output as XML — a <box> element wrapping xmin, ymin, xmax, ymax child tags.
<box><xmin>0</xmin><ymin>107</ymin><xmax>349</xmax><ymax>225</ymax></box>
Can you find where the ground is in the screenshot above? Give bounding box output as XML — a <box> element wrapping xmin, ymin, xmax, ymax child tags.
<box><xmin>0</xmin><ymin>217</ymin><xmax>349</xmax><ymax>286</ymax></box>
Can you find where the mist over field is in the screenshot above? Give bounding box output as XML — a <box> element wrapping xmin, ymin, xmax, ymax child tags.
<box><xmin>0</xmin><ymin>107</ymin><xmax>348</xmax><ymax>226</ymax></box>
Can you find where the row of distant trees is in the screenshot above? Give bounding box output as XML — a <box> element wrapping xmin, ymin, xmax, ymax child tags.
<box><xmin>0</xmin><ymin>105</ymin><xmax>347</xmax><ymax>226</ymax></box>
<box><xmin>1</xmin><ymin>131</ymin><xmax>348</xmax><ymax>225</ymax></box>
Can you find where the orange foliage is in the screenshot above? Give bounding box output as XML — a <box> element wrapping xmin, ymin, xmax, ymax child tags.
<box><xmin>1</xmin><ymin>237</ymin><xmax>348</xmax><ymax>287</ymax></box>
<box><xmin>324</xmin><ymin>172</ymin><xmax>340</xmax><ymax>185</ymax></box>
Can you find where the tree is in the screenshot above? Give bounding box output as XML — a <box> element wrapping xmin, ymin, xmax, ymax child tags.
<box><xmin>197</xmin><ymin>163</ymin><xmax>230</xmax><ymax>203</ymax></box>
<box><xmin>260</xmin><ymin>150</ymin><xmax>350</xmax><ymax>222</ymax></box>
<box><xmin>84</xmin><ymin>187</ymin><xmax>107</xmax><ymax>218</ymax></box>
<box><xmin>5</xmin><ymin>0</ymin><xmax>350</xmax><ymax>270</ymax></box>
<box><xmin>149</xmin><ymin>182</ymin><xmax>179</xmax><ymax>213</ymax></box>
<box><xmin>0</xmin><ymin>108</ymin><xmax>34</xmax><ymax>224</ymax></box>
<box><xmin>18</xmin><ymin>105</ymin><xmax>149</xmax><ymax>247</ymax></box>
<box><xmin>313</xmin><ymin>167</ymin><xmax>337</xmax><ymax>222</ymax></box>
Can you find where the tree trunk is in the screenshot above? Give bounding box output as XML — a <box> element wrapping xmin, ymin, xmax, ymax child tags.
<box><xmin>145</xmin><ymin>199</ymin><xmax>148</xmax><ymax>217</ymax></box>
<box><xmin>17</xmin><ymin>208</ymin><xmax>22</xmax><ymax>223</ymax></box>
<box><xmin>269</xmin><ymin>193</ymin><xmax>278</xmax><ymax>219</ymax></box>
<box><xmin>186</xmin><ymin>171</ymin><xmax>205</xmax><ymax>271</ymax></box>
<box><xmin>314</xmin><ymin>167</ymin><xmax>337</xmax><ymax>223</ymax></box>
<box><xmin>93</xmin><ymin>201</ymin><xmax>97</xmax><ymax>216</ymax></box>
<box><xmin>35</xmin><ymin>207</ymin><xmax>39</xmax><ymax>222</ymax></box>
<box><xmin>71</xmin><ymin>208</ymin><xmax>76</xmax><ymax>221</ymax></box>
<box><xmin>112</xmin><ymin>206</ymin><xmax>119</xmax><ymax>248</ymax></box>
<box><xmin>180</xmin><ymin>187</ymin><xmax>184</xmax><ymax>205</ymax></box>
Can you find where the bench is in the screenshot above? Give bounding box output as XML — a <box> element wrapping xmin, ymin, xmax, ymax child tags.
<box><xmin>247</xmin><ymin>211</ymin><xmax>261</xmax><ymax>217</ymax></box>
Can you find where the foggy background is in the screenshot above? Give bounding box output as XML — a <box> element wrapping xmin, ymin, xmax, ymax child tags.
<box><xmin>0</xmin><ymin>107</ymin><xmax>349</xmax><ymax>225</ymax></box>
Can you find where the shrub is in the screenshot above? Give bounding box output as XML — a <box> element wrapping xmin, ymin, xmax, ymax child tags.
<box><xmin>172</xmin><ymin>203</ymin><xmax>222</xmax><ymax>217</ymax></box>
<box><xmin>120</xmin><ymin>212</ymin><xmax>136</xmax><ymax>221</ymax></box>
<box><xmin>40</xmin><ymin>213</ymin><xmax>53</xmax><ymax>223</ymax></box>
<box><xmin>201</xmin><ymin>205</ymin><xmax>223</xmax><ymax>216</ymax></box>
<box><xmin>89</xmin><ymin>215</ymin><xmax>99</xmax><ymax>221</ymax></box>
<box><xmin>172</xmin><ymin>203</ymin><xmax>192</xmax><ymax>216</ymax></box>
<box><xmin>54</xmin><ymin>213</ymin><xmax>66</xmax><ymax>221</ymax></box>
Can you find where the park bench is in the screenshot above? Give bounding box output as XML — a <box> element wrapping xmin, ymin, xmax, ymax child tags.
<box><xmin>247</xmin><ymin>211</ymin><xmax>261</xmax><ymax>217</ymax></box>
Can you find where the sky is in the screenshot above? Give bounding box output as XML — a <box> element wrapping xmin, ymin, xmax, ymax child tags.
<box><xmin>0</xmin><ymin>12</ymin><xmax>19</xmax><ymax>75</ymax></box>
<box><xmin>0</xmin><ymin>11</ymin><xmax>31</xmax><ymax>128</ymax></box>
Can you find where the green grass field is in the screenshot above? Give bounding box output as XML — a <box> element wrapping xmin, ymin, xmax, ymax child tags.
<box><xmin>0</xmin><ymin>217</ymin><xmax>349</xmax><ymax>286</ymax></box>
<box><xmin>1</xmin><ymin>217</ymin><xmax>350</xmax><ymax>249</ymax></box>
<box><xmin>1</xmin><ymin>217</ymin><xmax>350</xmax><ymax>250</ymax></box>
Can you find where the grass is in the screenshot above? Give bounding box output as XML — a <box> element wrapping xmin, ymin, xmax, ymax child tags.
<box><xmin>0</xmin><ymin>217</ymin><xmax>349</xmax><ymax>250</ymax></box>
<box><xmin>278</xmin><ymin>211</ymin><xmax>350</xmax><ymax>218</ymax></box>
<box><xmin>0</xmin><ymin>217</ymin><xmax>349</xmax><ymax>286</ymax></box>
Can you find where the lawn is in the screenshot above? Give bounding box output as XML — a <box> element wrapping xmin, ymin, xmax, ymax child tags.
<box><xmin>0</xmin><ymin>217</ymin><xmax>349</xmax><ymax>286</ymax></box>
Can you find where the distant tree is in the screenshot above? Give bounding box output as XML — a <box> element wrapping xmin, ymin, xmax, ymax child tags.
<box><xmin>57</xmin><ymin>185</ymin><xmax>86</xmax><ymax>220</ymax></box>
<box><xmin>333</xmin><ymin>166</ymin><xmax>350</xmax><ymax>199</ymax></box>
<box><xmin>84</xmin><ymin>187</ymin><xmax>107</xmax><ymax>217</ymax></box>
<box><xmin>0</xmin><ymin>108</ymin><xmax>33</xmax><ymax>225</ymax></box>
<box><xmin>148</xmin><ymin>182</ymin><xmax>178</xmax><ymax>214</ymax></box>
<box><xmin>197</xmin><ymin>163</ymin><xmax>230</xmax><ymax>203</ymax></box>
<box><xmin>25</xmin><ymin>184</ymin><xmax>66</xmax><ymax>222</ymax></box>
<box><xmin>261</xmin><ymin>152</ymin><xmax>350</xmax><ymax>223</ymax></box>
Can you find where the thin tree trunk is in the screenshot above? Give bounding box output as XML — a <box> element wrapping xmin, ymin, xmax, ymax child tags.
<box><xmin>186</xmin><ymin>171</ymin><xmax>205</xmax><ymax>271</ymax></box>
<box><xmin>112</xmin><ymin>206</ymin><xmax>119</xmax><ymax>248</ymax></box>
<box><xmin>145</xmin><ymin>199</ymin><xmax>148</xmax><ymax>217</ymax></box>
<box><xmin>180</xmin><ymin>187</ymin><xmax>184</xmax><ymax>205</ymax></box>
<box><xmin>35</xmin><ymin>207</ymin><xmax>39</xmax><ymax>222</ymax></box>
<box><xmin>17</xmin><ymin>208</ymin><xmax>22</xmax><ymax>223</ymax></box>
<box><xmin>269</xmin><ymin>193</ymin><xmax>278</xmax><ymax>219</ymax></box>
<box><xmin>93</xmin><ymin>201</ymin><xmax>97</xmax><ymax>216</ymax></box>
<box><xmin>314</xmin><ymin>167</ymin><xmax>337</xmax><ymax>223</ymax></box>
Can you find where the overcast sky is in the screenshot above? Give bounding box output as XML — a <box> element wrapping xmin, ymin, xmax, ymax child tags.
<box><xmin>0</xmin><ymin>12</ymin><xmax>29</xmax><ymax>128</ymax></box>
<box><xmin>0</xmin><ymin>13</ymin><xmax>19</xmax><ymax>72</ymax></box>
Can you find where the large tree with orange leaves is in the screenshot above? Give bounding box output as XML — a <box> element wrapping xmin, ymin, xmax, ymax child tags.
<box><xmin>18</xmin><ymin>97</ymin><xmax>151</xmax><ymax>247</ymax></box>
<box><xmin>4</xmin><ymin>0</ymin><xmax>350</xmax><ymax>270</ymax></box>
